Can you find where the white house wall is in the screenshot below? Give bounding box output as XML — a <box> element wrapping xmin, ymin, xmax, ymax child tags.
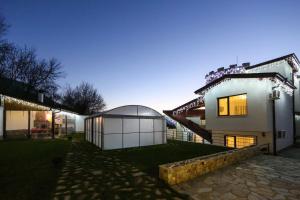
<box><xmin>246</xmin><ymin>60</ymin><xmax>293</xmax><ymax>82</ymax></box>
<box><xmin>275</xmin><ymin>90</ymin><xmax>294</xmax><ymax>151</ymax></box>
<box><xmin>294</xmin><ymin>76</ymin><xmax>300</xmax><ymax>112</ymax></box>
<box><xmin>205</xmin><ymin>78</ymin><xmax>273</xmax><ymax>132</ymax></box>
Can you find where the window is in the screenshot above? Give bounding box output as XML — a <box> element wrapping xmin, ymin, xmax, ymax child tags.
<box><xmin>225</xmin><ymin>135</ymin><xmax>256</xmax><ymax>148</ymax></box>
<box><xmin>218</xmin><ymin>94</ymin><xmax>247</xmax><ymax>116</ymax></box>
<box><xmin>277</xmin><ymin>130</ymin><xmax>286</xmax><ymax>139</ymax></box>
<box><xmin>225</xmin><ymin>136</ymin><xmax>235</xmax><ymax>148</ymax></box>
<box><xmin>218</xmin><ymin>97</ymin><xmax>228</xmax><ymax>116</ymax></box>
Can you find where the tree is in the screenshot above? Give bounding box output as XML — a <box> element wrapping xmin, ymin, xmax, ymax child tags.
<box><xmin>0</xmin><ymin>14</ymin><xmax>64</xmax><ymax>99</ymax></box>
<box><xmin>0</xmin><ymin>14</ymin><xmax>8</xmax><ymax>39</ymax></box>
<box><xmin>61</xmin><ymin>82</ymin><xmax>106</xmax><ymax>115</ymax></box>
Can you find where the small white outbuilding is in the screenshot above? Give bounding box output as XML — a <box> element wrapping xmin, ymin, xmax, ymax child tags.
<box><xmin>85</xmin><ymin>105</ymin><xmax>166</xmax><ymax>150</ymax></box>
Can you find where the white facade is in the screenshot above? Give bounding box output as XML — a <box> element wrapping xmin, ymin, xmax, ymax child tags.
<box><xmin>204</xmin><ymin>77</ymin><xmax>294</xmax><ymax>152</ymax></box>
<box><xmin>195</xmin><ymin>54</ymin><xmax>299</xmax><ymax>153</ymax></box>
<box><xmin>205</xmin><ymin>79</ymin><xmax>273</xmax><ymax>132</ymax></box>
<box><xmin>85</xmin><ymin>105</ymin><xmax>167</xmax><ymax>150</ymax></box>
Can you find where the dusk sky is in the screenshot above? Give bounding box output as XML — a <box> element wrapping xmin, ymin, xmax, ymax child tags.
<box><xmin>1</xmin><ymin>0</ymin><xmax>300</xmax><ymax>113</ymax></box>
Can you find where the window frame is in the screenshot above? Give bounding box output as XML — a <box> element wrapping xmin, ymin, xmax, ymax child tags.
<box><xmin>224</xmin><ymin>135</ymin><xmax>257</xmax><ymax>148</ymax></box>
<box><xmin>217</xmin><ymin>93</ymin><xmax>248</xmax><ymax>117</ymax></box>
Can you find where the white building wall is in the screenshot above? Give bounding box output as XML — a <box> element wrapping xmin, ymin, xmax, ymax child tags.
<box><xmin>246</xmin><ymin>60</ymin><xmax>293</xmax><ymax>82</ymax></box>
<box><xmin>275</xmin><ymin>90</ymin><xmax>294</xmax><ymax>151</ymax></box>
<box><xmin>294</xmin><ymin>77</ymin><xmax>300</xmax><ymax>112</ymax></box>
<box><xmin>205</xmin><ymin>77</ymin><xmax>294</xmax><ymax>152</ymax></box>
<box><xmin>205</xmin><ymin>78</ymin><xmax>273</xmax><ymax>132</ymax></box>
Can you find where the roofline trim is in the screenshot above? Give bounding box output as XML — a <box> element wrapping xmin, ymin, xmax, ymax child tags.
<box><xmin>194</xmin><ymin>72</ymin><xmax>296</xmax><ymax>95</ymax></box>
<box><xmin>245</xmin><ymin>53</ymin><xmax>300</xmax><ymax>71</ymax></box>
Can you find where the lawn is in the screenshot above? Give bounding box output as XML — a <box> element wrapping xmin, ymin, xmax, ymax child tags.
<box><xmin>0</xmin><ymin>139</ymin><xmax>71</xmax><ymax>200</ymax></box>
<box><xmin>0</xmin><ymin>136</ymin><xmax>230</xmax><ymax>199</ymax></box>
<box><xmin>104</xmin><ymin>140</ymin><xmax>230</xmax><ymax>176</ymax></box>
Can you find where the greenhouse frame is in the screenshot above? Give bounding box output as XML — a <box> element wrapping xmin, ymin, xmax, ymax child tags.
<box><xmin>85</xmin><ymin>105</ymin><xmax>166</xmax><ymax>150</ymax></box>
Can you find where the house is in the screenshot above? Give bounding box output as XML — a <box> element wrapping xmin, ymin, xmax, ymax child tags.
<box><xmin>164</xmin><ymin>53</ymin><xmax>300</xmax><ymax>153</ymax></box>
<box><xmin>0</xmin><ymin>77</ymin><xmax>86</xmax><ymax>139</ymax></box>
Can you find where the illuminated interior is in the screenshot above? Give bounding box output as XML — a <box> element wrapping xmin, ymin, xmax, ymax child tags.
<box><xmin>225</xmin><ymin>135</ymin><xmax>256</xmax><ymax>148</ymax></box>
<box><xmin>225</xmin><ymin>136</ymin><xmax>235</xmax><ymax>148</ymax></box>
<box><xmin>236</xmin><ymin>136</ymin><xmax>256</xmax><ymax>148</ymax></box>
<box><xmin>218</xmin><ymin>94</ymin><xmax>247</xmax><ymax>116</ymax></box>
<box><xmin>218</xmin><ymin>97</ymin><xmax>228</xmax><ymax>115</ymax></box>
<box><xmin>229</xmin><ymin>94</ymin><xmax>247</xmax><ymax>115</ymax></box>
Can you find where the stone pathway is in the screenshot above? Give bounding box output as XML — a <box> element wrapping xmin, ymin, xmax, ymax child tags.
<box><xmin>173</xmin><ymin>154</ymin><xmax>300</xmax><ymax>200</ymax></box>
<box><xmin>52</xmin><ymin>141</ymin><xmax>188</xmax><ymax>200</ymax></box>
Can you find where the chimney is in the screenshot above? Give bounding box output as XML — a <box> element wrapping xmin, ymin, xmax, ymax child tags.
<box><xmin>217</xmin><ymin>67</ymin><xmax>224</xmax><ymax>72</ymax></box>
<box><xmin>229</xmin><ymin>64</ymin><xmax>237</xmax><ymax>68</ymax></box>
<box><xmin>38</xmin><ymin>91</ymin><xmax>44</xmax><ymax>103</ymax></box>
<box><xmin>242</xmin><ymin>62</ymin><xmax>250</xmax><ymax>67</ymax></box>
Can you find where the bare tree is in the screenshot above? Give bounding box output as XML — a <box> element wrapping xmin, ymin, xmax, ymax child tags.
<box><xmin>61</xmin><ymin>82</ymin><xmax>106</xmax><ymax>115</ymax></box>
<box><xmin>0</xmin><ymin>15</ymin><xmax>8</xmax><ymax>39</ymax></box>
<box><xmin>0</xmin><ymin>14</ymin><xmax>65</xmax><ymax>99</ymax></box>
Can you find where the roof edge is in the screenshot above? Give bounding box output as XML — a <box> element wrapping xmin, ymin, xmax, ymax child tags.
<box><xmin>245</xmin><ymin>53</ymin><xmax>299</xmax><ymax>70</ymax></box>
<box><xmin>194</xmin><ymin>72</ymin><xmax>295</xmax><ymax>94</ymax></box>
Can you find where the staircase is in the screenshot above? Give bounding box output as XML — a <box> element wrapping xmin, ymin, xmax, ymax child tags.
<box><xmin>164</xmin><ymin>111</ymin><xmax>212</xmax><ymax>143</ymax></box>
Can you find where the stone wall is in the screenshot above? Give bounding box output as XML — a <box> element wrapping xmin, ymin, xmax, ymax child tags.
<box><xmin>159</xmin><ymin>144</ymin><xmax>269</xmax><ymax>185</ymax></box>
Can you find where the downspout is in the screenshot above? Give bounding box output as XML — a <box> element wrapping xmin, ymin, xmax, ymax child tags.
<box><xmin>292</xmin><ymin>74</ymin><xmax>296</xmax><ymax>144</ymax></box>
<box><xmin>272</xmin><ymin>99</ymin><xmax>277</xmax><ymax>155</ymax></box>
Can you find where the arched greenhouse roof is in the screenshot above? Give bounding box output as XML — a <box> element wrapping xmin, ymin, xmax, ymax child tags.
<box><xmin>88</xmin><ymin>105</ymin><xmax>163</xmax><ymax>118</ymax></box>
<box><xmin>105</xmin><ymin>105</ymin><xmax>162</xmax><ymax>116</ymax></box>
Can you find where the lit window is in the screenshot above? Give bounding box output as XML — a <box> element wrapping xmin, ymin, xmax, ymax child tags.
<box><xmin>225</xmin><ymin>136</ymin><xmax>235</xmax><ymax>148</ymax></box>
<box><xmin>218</xmin><ymin>94</ymin><xmax>247</xmax><ymax>116</ymax></box>
<box><xmin>236</xmin><ymin>136</ymin><xmax>255</xmax><ymax>148</ymax></box>
<box><xmin>218</xmin><ymin>97</ymin><xmax>228</xmax><ymax>116</ymax></box>
<box><xmin>229</xmin><ymin>95</ymin><xmax>247</xmax><ymax>115</ymax></box>
<box><xmin>225</xmin><ymin>135</ymin><xmax>256</xmax><ymax>148</ymax></box>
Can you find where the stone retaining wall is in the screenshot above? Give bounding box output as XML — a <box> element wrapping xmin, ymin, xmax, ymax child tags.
<box><xmin>159</xmin><ymin>144</ymin><xmax>269</xmax><ymax>185</ymax></box>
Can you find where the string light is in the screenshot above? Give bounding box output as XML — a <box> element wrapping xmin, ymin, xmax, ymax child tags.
<box><xmin>205</xmin><ymin>66</ymin><xmax>245</xmax><ymax>84</ymax></box>
<box><xmin>4</xmin><ymin>96</ymin><xmax>49</xmax><ymax>111</ymax></box>
<box><xmin>172</xmin><ymin>96</ymin><xmax>204</xmax><ymax>115</ymax></box>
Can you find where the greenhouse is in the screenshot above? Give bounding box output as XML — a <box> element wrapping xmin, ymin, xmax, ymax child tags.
<box><xmin>85</xmin><ymin>105</ymin><xmax>166</xmax><ymax>150</ymax></box>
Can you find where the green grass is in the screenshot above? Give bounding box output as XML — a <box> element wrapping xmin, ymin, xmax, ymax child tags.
<box><xmin>0</xmin><ymin>139</ymin><xmax>71</xmax><ymax>200</ymax></box>
<box><xmin>105</xmin><ymin>140</ymin><xmax>230</xmax><ymax>176</ymax></box>
<box><xmin>0</xmin><ymin>135</ymin><xmax>230</xmax><ymax>199</ymax></box>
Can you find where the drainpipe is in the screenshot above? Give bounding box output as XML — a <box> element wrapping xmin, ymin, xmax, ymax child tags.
<box><xmin>292</xmin><ymin>74</ymin><xmax>296</xmax><ymax>144</ymax></box>
<box><xmin>272</xmin><ymin>99</ymin><xmax>277</xmax><ymax>155</ymax></box>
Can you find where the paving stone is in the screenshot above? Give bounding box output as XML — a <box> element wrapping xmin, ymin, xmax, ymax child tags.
<box><xmin>197</xmin><ymin>187</ymin><xmax>212</xmax><ymax>193</ymax></box>
<box><xmin>172</xmin><ymin>153</ymin><xmax>300</xmax><ymax>200</ymax></box>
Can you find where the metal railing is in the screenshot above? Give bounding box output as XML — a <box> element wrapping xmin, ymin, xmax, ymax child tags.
<box><xmin>166</xmin><ymin>129</ymin><xmax>204</xmax><ymax>143</ymax></box>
